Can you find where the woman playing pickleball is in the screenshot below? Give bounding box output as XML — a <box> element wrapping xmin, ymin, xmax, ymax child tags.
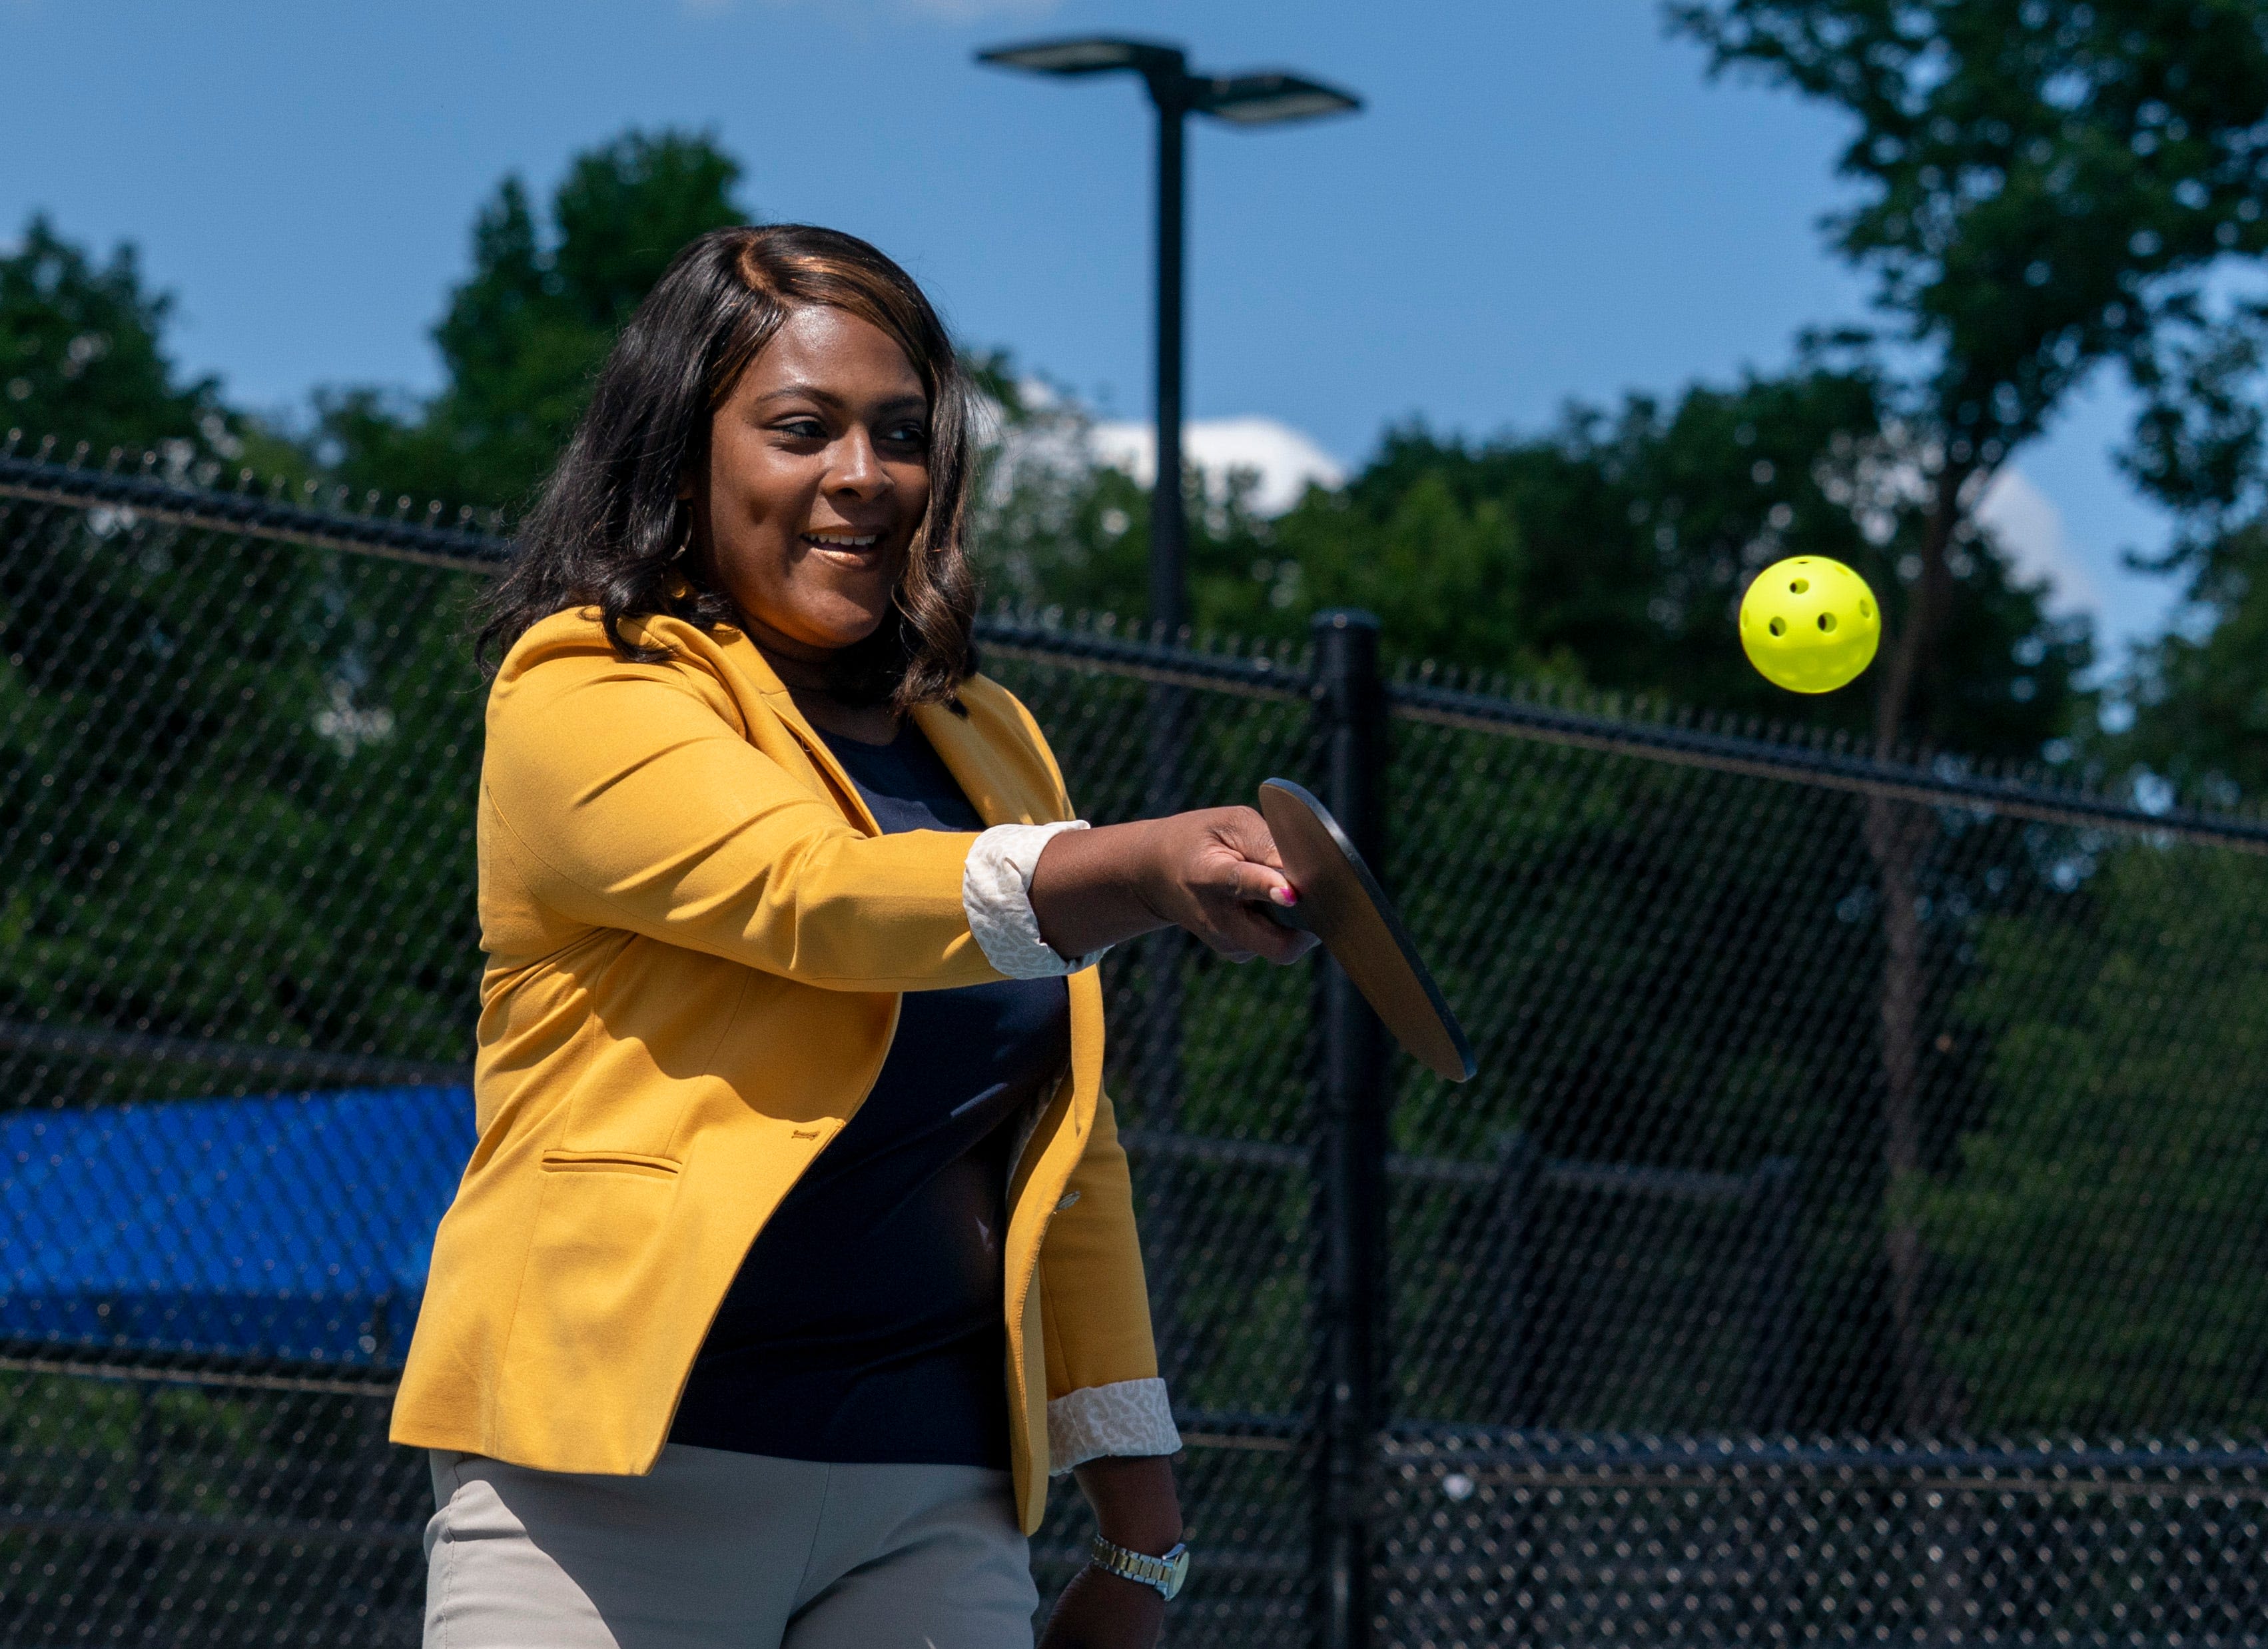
<box><xmin>390</xmin><ymin>224</ymin><xmax>1314</xmax><ymax>1649</ymax></box>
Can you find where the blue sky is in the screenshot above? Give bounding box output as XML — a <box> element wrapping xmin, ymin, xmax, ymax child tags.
<box><xmin>0</xmin><ymin>0</ymin><xmax>2200</xmax><ymax>666</ymax></box>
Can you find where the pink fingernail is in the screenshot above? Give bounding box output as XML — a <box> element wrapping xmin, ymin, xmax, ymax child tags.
<box><xmin>1272</xmin><ymin>886</ymin><xmax>1298</xmax><ymax>905</ymax></box>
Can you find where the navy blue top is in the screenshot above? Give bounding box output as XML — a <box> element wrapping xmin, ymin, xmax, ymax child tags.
<box><xmin>669</xmin><ymin>720</ymin><xmax>1072</xmax><ymax>1467</ymax></box>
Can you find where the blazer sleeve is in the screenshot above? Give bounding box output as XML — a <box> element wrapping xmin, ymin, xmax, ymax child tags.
<box><xmin>482</xmin><ymin>632</ymin><xmax>1003</xmax><ymax>993</ymax></box>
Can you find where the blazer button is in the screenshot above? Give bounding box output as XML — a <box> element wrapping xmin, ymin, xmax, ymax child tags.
<box><xmin>1054</xmin><ymin>1190</ymin><xmax>1082</xmax><ymax>1211</ymax></box>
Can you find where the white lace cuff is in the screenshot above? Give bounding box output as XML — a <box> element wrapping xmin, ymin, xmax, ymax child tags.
<box><xmin>963</xmin><ymin>821</ymin><xmax>1108</xmax><ymax>978</ymax></box>
<box><xmin>1046</xmin><ymin>1377</ymin><xmax>1182</xmax><ymax>1475</ymax></box>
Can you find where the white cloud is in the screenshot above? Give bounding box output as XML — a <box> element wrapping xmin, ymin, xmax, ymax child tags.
<box><xmin>1089</xmin><ymin>416</ymin><xmax>1346</xmax><ymax>517</ymax></box>
<box><xmin>1975</xmin><ymin>466</ymin><xmax>2099</xmax><ymax>616</ymax></box>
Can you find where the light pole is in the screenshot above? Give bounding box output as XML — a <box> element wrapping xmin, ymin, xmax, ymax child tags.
<box><xmin>975</xmin><ymin>36</ymin><xmax>1360</xmax><ymax>638</ymax></box>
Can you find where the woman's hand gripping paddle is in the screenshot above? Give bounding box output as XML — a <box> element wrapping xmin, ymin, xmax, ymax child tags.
<box><xmin>1254</xmin><ymin>778</ymin><xmax>1477</xmax><ymax>1083</ymax></box>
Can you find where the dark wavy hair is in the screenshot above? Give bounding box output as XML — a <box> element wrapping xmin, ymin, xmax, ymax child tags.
<box><xmin>474</xmin><ymin>224</ymin><xmax>978</xmax><ymax>710</ymax></box>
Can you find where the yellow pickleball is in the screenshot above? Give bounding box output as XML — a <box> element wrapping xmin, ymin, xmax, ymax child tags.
<box><xmin>1738</xmin><ymin>556</ymin><xmax>1880</xmax><ymax>694</ymax></box>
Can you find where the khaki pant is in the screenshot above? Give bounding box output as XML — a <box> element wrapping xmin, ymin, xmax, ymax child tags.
<box><xmin>423</xmin><ymin>1445</ymin><xmax>1039</xmax><ymax>1648</ymax></box>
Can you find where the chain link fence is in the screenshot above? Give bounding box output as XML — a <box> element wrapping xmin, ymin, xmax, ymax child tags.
<box><xmin>3</xmin><ymin>444</ymin><xmax>2268</xmax><ymax>1645</ymax></box>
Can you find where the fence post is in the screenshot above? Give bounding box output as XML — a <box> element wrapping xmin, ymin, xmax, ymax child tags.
<box><xmin>1308</xmin><ymin>609</ymin><xmax>1389</xmax><ymax>1649</ymax></box>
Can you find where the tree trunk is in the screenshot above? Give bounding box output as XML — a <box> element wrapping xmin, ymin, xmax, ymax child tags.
<box><xmin>1864</xmin><ymin>456</ymin><xmax>1976</xmax><ymax>1644</ymax></box>
<box><xmin>1862</xmin><ymin>456</ymin><xmax>1972</xmax><ymax>1437</ymax></box>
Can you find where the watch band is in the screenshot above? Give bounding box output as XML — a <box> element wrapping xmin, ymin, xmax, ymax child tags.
<box><xmin>1086</xmin><ymin>1534</ymin><xmax>1190</xmax><ymax>1601</ymax></box>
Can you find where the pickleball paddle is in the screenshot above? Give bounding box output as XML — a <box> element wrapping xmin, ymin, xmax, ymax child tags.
<box><xmin>1254</xmin><ymin>778</ymin><xmax>1477</xmax><ymax>1083</ymax></box>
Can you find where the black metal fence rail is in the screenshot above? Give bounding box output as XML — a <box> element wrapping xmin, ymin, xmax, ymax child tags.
<box><xmin>1385</xmin><ymin>1432</ymin><xmax>2268</xmax><ymax>1483</ymax></box>
<box><xmin>8</xmin><ymin>451</ymin><xmax>2268</xmax><ymax>1646</ymax></box>
<box><xmin>0</xmin><ymin>448</ymin><xmax>512</xmax><ymax>570</ymax></box>
<box><xmin>0</xmin><ymin>1017</ymin><xmax>468</xmax><ymax>1089</ymax></box>
<box><xmin>1391</xmin><ymin>676</ymin><xmax>2268</xmax><ymax>853</ymax></box>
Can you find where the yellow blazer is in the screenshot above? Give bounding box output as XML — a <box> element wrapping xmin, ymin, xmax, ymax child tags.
<box><xmin>389</xmin><ymin>607</ymin><xmax>1160</xmax><ymax>1534</ymax></box>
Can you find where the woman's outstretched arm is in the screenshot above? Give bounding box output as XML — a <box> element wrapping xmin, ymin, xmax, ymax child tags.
<box><xmin>1027</xmin><ymin>806</ymin><xmax>1318</xmax><ymax>966</ymax></box>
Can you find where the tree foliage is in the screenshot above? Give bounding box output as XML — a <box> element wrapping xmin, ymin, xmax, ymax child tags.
<box><xmin>1655</xmin><ymin>0</ymin><xmax>2268</xmax><ymax>1432</ymax></box>
<box><xmin>2128</xmin><ymin>548</ymin><xmax>2268</xmax><ymax>803</ymax></box>
<box><xmin>2099</xmin><ymin>255</ymin><xmax>2268</xmax><ymax>805</ymax></box>
<box><xmin>0</xmin><ymin>216</ymin><xmax>230</xmax><ymax>463</ymax></box>
<box><xmin>316</xmin><ymin>130</ymin><xmax>748</xmax><ymax>514</ymax></box>
<box><xmin>1667</xmin><ymin>0</ymin><xmax>2268</xmax><ymax>472</ymax></box>
<box><xmin>982</xmin><ymin>364</ymin><xmax>2089</xmax><ymax>759</ymax></box>
<box><xmin>1924</xmin><ymin>839</ymin><xmax>2268</xmax><ymax>1433</ymax></box>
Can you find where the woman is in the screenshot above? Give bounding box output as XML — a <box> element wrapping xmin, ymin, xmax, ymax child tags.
<box><xmin>390</xmin><ymin>223</ymin><xmax>1314</xmax><ymax>1649</ymax></box>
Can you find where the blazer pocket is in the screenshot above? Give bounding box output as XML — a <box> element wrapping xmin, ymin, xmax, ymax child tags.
<box><xmin>538</xmin><ymin>1149</ymin><xmax>681</xmax><ymax>1181</ymax></box>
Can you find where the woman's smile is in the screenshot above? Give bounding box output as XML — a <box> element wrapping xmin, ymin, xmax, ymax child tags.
<box><xmin>801</xmin><ymin>528</ymin><xmax>885</xmax><ymax>558</ymax></box>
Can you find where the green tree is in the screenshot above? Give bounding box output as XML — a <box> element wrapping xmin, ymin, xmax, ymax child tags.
<box><xmin>318</xmin><ymin>129</ymin><xmax>748</xmax><ymax>514</ymax></box>
<box><xmin>1942</xmin><ymin>300</ymin><xmax>2268</xmax><ymax>1440</ymax></box>
<box><xmin>1667</xmin><ymin>0</ymin><xmax>2268</xmax><ymax>750</ymax></box>
<box><xmin>0</xmin><ymin>215</ymin><xmax>230</xmax><ymax>463</ymax></box>
<box><xmin>992</xmin><ymin>361</ymin><xmax>2086</xmax><ymax>756</ymax></box>
<box><xmin>1666</xmin><ymin>0</ymin><xmax>2268</xmax><ymax>1428</ymax></box>
<box><xmin>1270</xmin><ymin>370</ymin><xmax>2087</xmax><ymax>752</ymax></box>
<box><xmin>2103</xmin><ymin>308</ymin><xmax>2268</xmax><ymax>802</ymax></box>
<box><xmin>2119</xmin><ymin>516</ymin><xmax>2268</xmax><ymax>802</ymax></box>
<box><xmin>0</xmin><ymin>223</ymin><xmax>475</xmax><ymax>1109</ymax></box>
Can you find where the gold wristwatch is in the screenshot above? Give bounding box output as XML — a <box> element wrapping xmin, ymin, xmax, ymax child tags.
<box><xmin>1087</xmin><ymin>1534</ymin><xmax>1190</xmax><ymax>1600</ymax></box>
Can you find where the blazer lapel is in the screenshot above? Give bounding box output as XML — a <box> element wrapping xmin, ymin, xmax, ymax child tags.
<box><xmin>915</xmin><ymin>701</ymin><xmax>1050</xmax><ymax>828</ymax></box>
<box><xmin>713</xmin><ymin>632</ymin><xmax>883</xmax><ymax>835</ymax></box>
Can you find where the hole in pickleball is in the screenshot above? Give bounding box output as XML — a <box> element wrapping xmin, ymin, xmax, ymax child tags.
<box><xmin>1818</xmin><ymin>612</ymin><xmax>1837</xmax><ymax>632</ymax></box>
<box><xmin>1768</xmin><ymin>616</ymin><xmax>1786</xmax><ymax>637</ymax></box>
<box><xmin>1860</xmin><ymin>598</ymin><xmax>1874</xmax><ymax>618</ymax></box>
<box><xmin>1790</xmin><ymin>577</ymin><xmax>1810</xmax><ymax>594</ymax></box>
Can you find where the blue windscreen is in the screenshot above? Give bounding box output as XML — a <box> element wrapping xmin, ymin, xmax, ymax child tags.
<box><xmin>0</xmin><ymin>1086</ymin><xmax>474</xmax><ymax>1365</ymax></box>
